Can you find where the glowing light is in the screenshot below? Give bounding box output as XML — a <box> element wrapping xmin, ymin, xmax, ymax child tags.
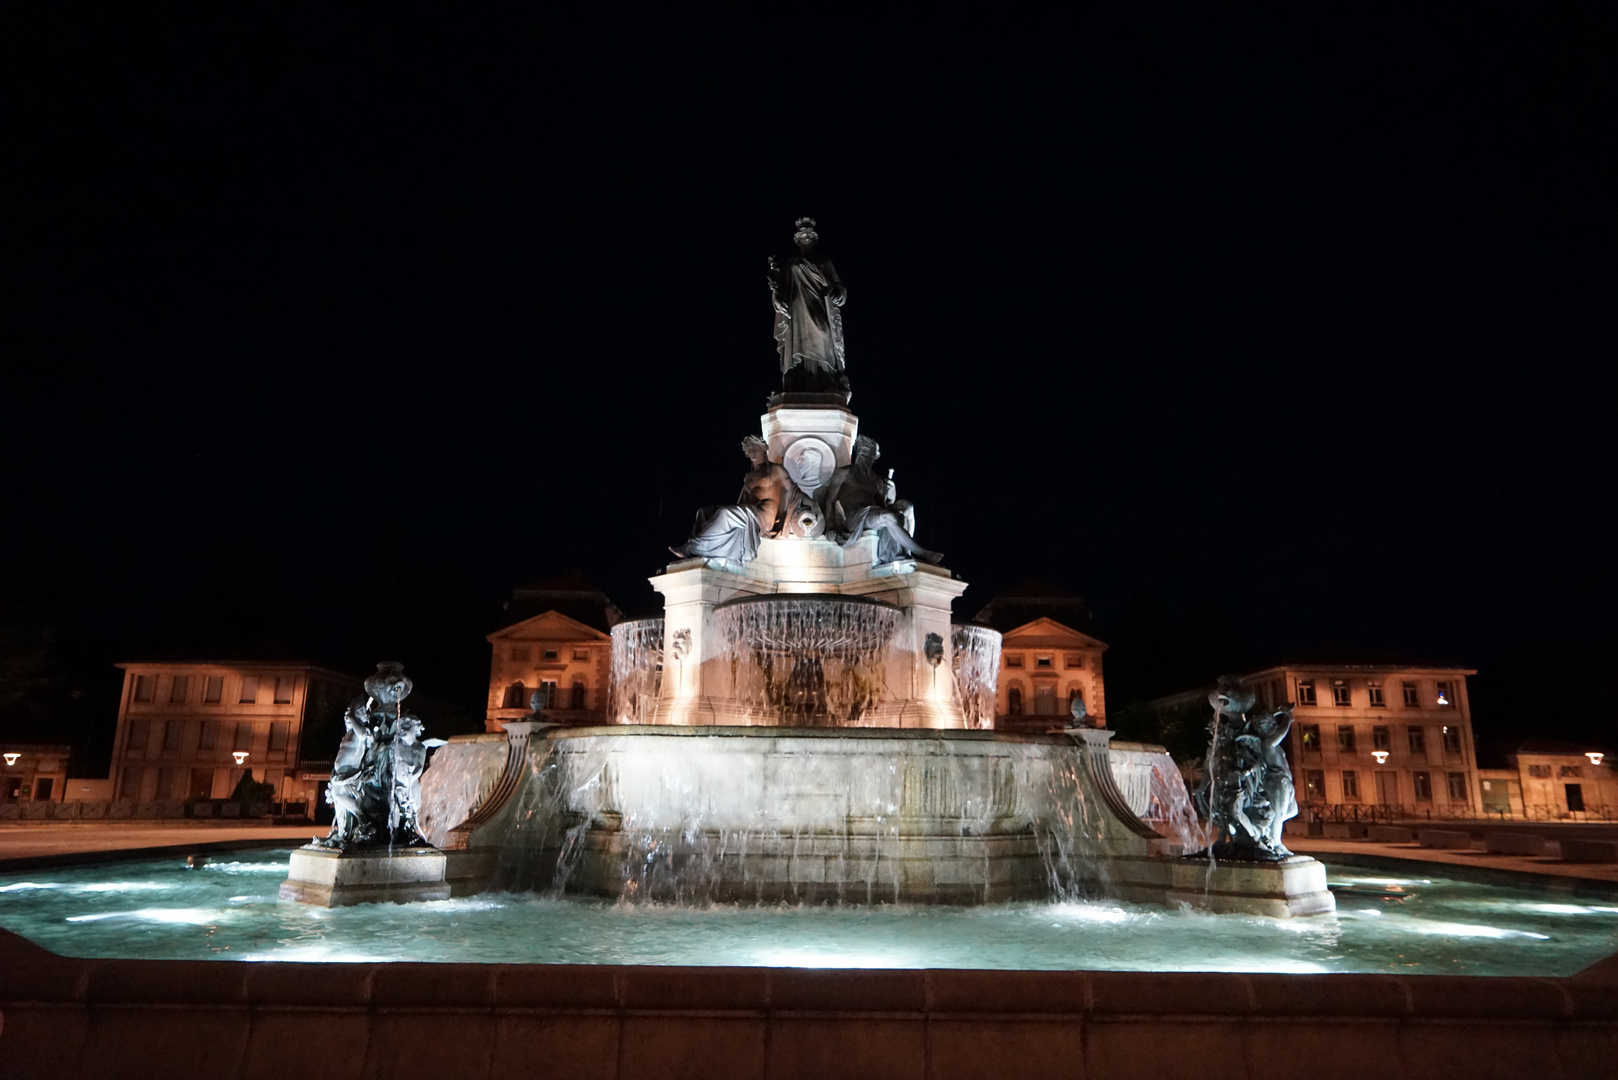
<box><xmin>232</xmin><ymin>751</ymin><xmax>249</xmax><ymax>765</ymax></box>
<box><xmin>1587</xmin><ymin>752</ymin><xmax>1604</xmax><ymax>767</ymax></box>
<box><xmin>1372</xmin><ymin>750</ymin><xmax>1389</xmax><ymax>764</ymax></box>
<box><xmin>3</xmin><ymin>753</ymin><xmax>19</xmax><ymax>766</ymax></box>
<box><xmin>1436</xmin><ymin>691</ymin><xmax>1449</xmax><ymax>705</ymax></box>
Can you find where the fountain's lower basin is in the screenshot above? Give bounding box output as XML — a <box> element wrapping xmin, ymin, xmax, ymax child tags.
<box><xmin>422</xmin><ymin>725</ymin><xmax>1331</xmax><ymax>916</ymax></box>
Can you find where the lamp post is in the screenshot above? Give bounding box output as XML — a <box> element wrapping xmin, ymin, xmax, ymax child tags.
<box><xmin>232</xmin><ymin>751</ymin><xmax>249</xmax><ymax>766</ymax></box>
<box><xmin>1587</xmin><ymin>752</ymin><xmax>1604</xmax><ymax>767</ymax></box>
<box><xmin>2</xmin><ymin>753</ymin><xmax>19</xmax><ymax>767</ymax></box>
<box><xmin>1372</xmin><ymin>750</ymin><xmax>1389</xmax><ymax>765</ymax></box>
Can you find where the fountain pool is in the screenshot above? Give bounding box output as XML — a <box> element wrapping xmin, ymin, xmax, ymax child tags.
<box><xmin>3</xmin><ymin>850</ymin><xmax>1614</xmax><ymax>976</ymax></box>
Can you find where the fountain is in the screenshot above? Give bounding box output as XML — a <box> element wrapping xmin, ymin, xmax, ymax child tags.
<box><xmin>288</xmin><ymin>219</ymin><xmax>1333</xmax><ymax>917</ymax></box>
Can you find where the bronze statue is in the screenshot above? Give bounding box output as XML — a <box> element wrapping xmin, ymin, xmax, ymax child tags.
<box><xmin>312</xmin><ymin>662</ymin><xmax>439</xmax><ymax>850</ymax></box>
<box><xmin>673</xmin><ymin>436</ymin><xmax>801</xmax><ymax>563</ymax></box>
<box><xmin>1193</xmin><ymin>676</ymin><xmax>1298</xmax><ymax>860</ymax></box>
<box><xmin>819</xmin><ymin>436</ymin><xmax>941</xmax><ymax>566</ymax></box>
<box><xmin>768</xmin><ymin>218</ymin><xmax>848</xmax><ymax>394</ymax></box>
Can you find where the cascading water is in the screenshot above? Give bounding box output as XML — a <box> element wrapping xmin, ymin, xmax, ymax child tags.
<box><xmin>950</xmin><ymin>624</ymin><xmax>1001</xmax><ymax>730</ymax></box>
<box><xmin>608</xmin><ymin>617</ymin><xmax>664</xmax><ymax>724</ymax></box>
<box><xmin>1108</xmin><ymin>746</ymin><xmax>1209</xmax><ymax>855</ymax></box>
<box><xmin>712</xmin><ymin>595</ymin><xmax>899</xmax><ymax>726</ymax></box>
<box><xmin>418</xmin><ymin>739</ymin><xmax>509</xmax><ymax>848</ymax></box>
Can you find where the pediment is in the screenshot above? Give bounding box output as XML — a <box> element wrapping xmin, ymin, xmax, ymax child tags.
<box><xmin>487</xmin><ymin>609</ymin><xmax>612</xmax><ymax>643</ymax></box>
<box><xmin>998</xmin><ymin>617</ymin><xmax>1108</xmax><ymax>651</ymax></box>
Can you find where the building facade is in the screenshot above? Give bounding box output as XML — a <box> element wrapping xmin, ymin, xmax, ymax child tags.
<box><xmin>0</xmin><ymin>744</ymin><xmax>72</xmax><ymax>806</ymax></box>
<box><xmin>484</xmin><ymin>575</ymin><xmax>625</xmax><ymax>732</ymax></box>
<box><xmin>1479</xmin><ymin>738</ymin><xmax>1616</xmax><ymax>820</ymax></box>
<box><xmin>993</xmin><ymin>618</ymin><xmax>1108</xmax><ymax>733</ymax></box>
<box><xmin>109</xmin><ymin>656</ymin><xmax>362</xmax><ymax>816</ymax></box>
<box><xmin>1242</xmin><ymin>664</ymin><xmax>1481</xmax><ymax>817</ymax></box>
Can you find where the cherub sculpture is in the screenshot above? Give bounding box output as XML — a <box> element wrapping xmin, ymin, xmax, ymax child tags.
<box><xmin>1193</xmin><ymin>675</ymin><xmax>1298</xmax><ymax>860</ymax></box>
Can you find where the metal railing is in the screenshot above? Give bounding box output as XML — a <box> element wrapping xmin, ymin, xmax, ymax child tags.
<box><xmin>1302</xmin><ymin>800</ymin><xmax>1617</xmax><ymax>824</ymax></box>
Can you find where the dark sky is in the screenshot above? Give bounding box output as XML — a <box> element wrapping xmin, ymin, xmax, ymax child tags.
<box><xmin>4</xmin><ymin>7</ymin><xmax>1614</xmax><ymax>722</ymax></box>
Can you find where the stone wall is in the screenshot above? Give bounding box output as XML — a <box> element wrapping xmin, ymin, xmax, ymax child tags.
<box><xmin>1</xmin><ymin>928</ymin><xmax>1613</xmax><ymax>1079</ymax></box>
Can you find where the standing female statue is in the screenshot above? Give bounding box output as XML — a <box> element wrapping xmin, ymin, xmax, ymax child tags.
<box><xmin>768</xmin><ymin>218</ymin><xmax>849</xmax><ymax>394</ymax></box>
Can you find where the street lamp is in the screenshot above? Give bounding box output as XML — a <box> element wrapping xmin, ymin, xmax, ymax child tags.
<box><xmin>232</xmin><ymin>751</ymin><xmax>249</xmax><ymax>765</ymax></box>
<box><xmin>1372</xmin><ymin>750</ymin><xmax>1389</xmax><ymax>765</ymax></box>
<box><xmin>3</xmin><ymin>753</ymin><xmax>19</xmax><ymax>767</ymax></box>
<box><xmin>1587</xmin><ymin>752</ymin><xmax>1605</xmax><ymax>767</ymax></box>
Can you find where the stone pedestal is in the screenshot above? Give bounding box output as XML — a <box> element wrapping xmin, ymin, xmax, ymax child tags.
<box><xmin>278</xmin><ymin>845</ymin><xmax>451</xmax><ymax>907</ymax></box>
<box><xmin>1154</xmin><ymin>854</ymin><xmax>1336</xmax><ymax>918</ymax></box>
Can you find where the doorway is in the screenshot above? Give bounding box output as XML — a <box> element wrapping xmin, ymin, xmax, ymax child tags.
<box><xmin>33</xmin><ymin>777</ymin><xmax>54</xmax><ymax>801</ymax></box>
<box><xmin>1375</xmin><ymin>771</ymin><xmax>1399</xmax><ymax>805</ymax></box>
<box><xmin>1566</xmin><ymin>783</ymin><xmax>1585</xmax><ymax>813</ymax></box>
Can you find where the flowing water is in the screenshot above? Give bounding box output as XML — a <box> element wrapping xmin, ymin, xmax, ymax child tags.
<box><xmin>608</xmin><ymin>617</ymin><xmax>664</xmax><ymax>725</ymax></box>
<box><xmin>949</xmin><ymin>624</ymin><xmax>1001</xmax><ymax>730</ymax></box>
<box><xmin>712</xmin><ymin>596</ymin><xmax>901</xmax><ymax>726</ymax></box>
<box><xmin>2</xmin><ymin>854</ymin><xmax>1614</xmax><ymax>975</ymax></box>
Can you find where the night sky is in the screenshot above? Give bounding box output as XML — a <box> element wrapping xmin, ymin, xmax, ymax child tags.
<box><xmin>4</xmin><ymin>7</ymin><xmax>1614</xmax><ymax>751</ymax></box>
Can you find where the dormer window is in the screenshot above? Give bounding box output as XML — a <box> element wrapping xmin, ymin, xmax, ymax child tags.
<box><xmin>1036</xmin><ymin>656</ymin><xmax>1053</xmax><ymax>669</ymax></box>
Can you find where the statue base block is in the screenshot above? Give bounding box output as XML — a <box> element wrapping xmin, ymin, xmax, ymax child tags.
<box><xmin>278</xmin><ymin>845</ymin><xmax>451</xmax><ymax>908</ymax></box>
<box><xmin>1158</xmin><ymin>855</ymin><xmax>1336</xmax><ymax>918</ymax></box>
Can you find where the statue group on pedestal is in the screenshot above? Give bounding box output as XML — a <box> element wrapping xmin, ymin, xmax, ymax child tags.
<box><xmin>673</xmin><ymin>220</ymin><xmax>940</xmax><ymax>568</ymax></box>
<box><xmin>314</xmin><ymin>662</ymin><xmax>445</xmax><ymax>851</ymax></box>
<box><xmin>1193</xmin><ymin>676</ymin><xmax>1298</xmax><ymax>861</ymax></box>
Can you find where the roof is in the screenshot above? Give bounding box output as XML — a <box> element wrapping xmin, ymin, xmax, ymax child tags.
<box><xmin>115</xmin><ymin>639</ymin><xmax>361</xmax><ymax>678</ymax></box>
<box><xmin>498</xmin><ymin>573</ymin><xmax>624</xmax><ymax>634</ymax></box>
<box><xmin>487</xmin><ymin>609</ymin><xmax>612</xmax><ymax>643</ymax></box>
<box><xmin>973</xmin><ymin>579</ymin><xmax>1091</xmax><ymax>633</ymax></box>
<box><xmin>1246</xmin><ymin>650</ymin><xmax>1474</xmax><ymax>674</ymax></box>
<box><xmin>1508</xmin><ymin>737</ymin><xmax>1609</xmax><ymax>758</ymax></box>
<box><xmin>999</xmin><ymin>616</ymin><xmax>1108</xmax><ymax>651</ymax></box>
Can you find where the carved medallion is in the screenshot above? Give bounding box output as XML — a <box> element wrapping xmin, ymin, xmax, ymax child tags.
<box><xmin>783</xmin><ymin>437</ymin><xmax>835</xmax><ymax>494</ymax></box>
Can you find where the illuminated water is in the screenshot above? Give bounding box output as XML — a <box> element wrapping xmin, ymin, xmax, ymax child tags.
<box><xmin>1</xmin><ymin>852</ymin><xmax>1614</xmax><ymax>975</ymax></box>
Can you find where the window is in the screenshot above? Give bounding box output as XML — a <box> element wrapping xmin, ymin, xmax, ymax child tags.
<box><xmin>1402</xmin><ymin>681</ymin><xmax>1420</xmax><ymax>707</ymax></box>
<box><xmin>1296</xmin><ymin>679</ymin><xmax>1317</xmax><ymax>705</ymax></box>
<box><xmin>503</xmin><ymin>682</ymin><xmax>527</xmax><ymax>709</ymax></box>
<box><xmin>571</xmin><ymin>681</ymin><xmax>586</xmax><ymax>710</ymax></box>
<box><xmin>1008</xmin><ymin>687</ymin><xmax>1023</xmax><ymax>715</ymax></box>
<box><xmin>274</xmin><ymin>677</ymin><xmax>294</xmax><ymax>704</ymax></box>
<box><xmin>1559</xmin><ymin>765</ymin><xmax>1583</xmax><ymax>778</ymax></box>
<box><xmin>1332</xmin><ymin>681</ymin><xmax>1351</xmax><ymax>707</ymax></box>
<box><xmin>198</xmin><ymin>721</ymin><xmax>218</xmax><ymax>751</ymax></box>
<box><xmin>1414</xmin><ymin>771</ymin><xmax>1432</xmax><ymax>801</ymax></box>
<box><xmin>1367</xmin><ymin>681</ymin><xmax>1385</xmax><ymax>707</ymax></box>
<box><xmin>126</xmin><ymin>719</ymin><xmax>149</xmax><ymax>751</ymax></box>
<box><xmin>189</xmin><ymin>768</ymin><xmax>215</xmax><ymax>800</ymax></box>
<box><xmin>118</xmin><ymin>766</ymin><xmax>143</xmax><ymax>801</ymax></box>
<box><xmin>163</xmin><ymin>720</ymin><xmax>183</xmax><ymax>750</ymax></box>
<box><xmin>541</xmin><ymin>679</ymin><xmax>559</xmax><ymax>706</ymax></box>
<box><xmin>511</xmin><ymin>646</ymin><xmax>531</xmax><ymax>661</ymax></box>
<box><xmin>156</xmin><ymin>768</ymin><xmax>181</xmax><ymax>800</ymax></box>
<box><xmin>1372</xmin><ymin>725</ymin><xmax>1391</xmax><ymax>751</ymax></box>
<box><xmin>1305</xmin><ymin>770</ymin><xmax>1325</xmax><ymax>799</ymax></box>
<box><xmin>203</xmin><ymin>676</ymin><xmax>223</xmax><ymax>703</ymax></box>
<box><xmin>1447</xmin><ymin>773</ymin><xmax>1468</xmax><ymax>801</ymax></box>
<box><xmin>170</xmin><ymin>675</ymin><xmax>191</xmax><ymax>703</ymax></box>
<box><xmin>239</xmin><ymin>676</ymin><xmax>260</xmax><ymax>704</ymax></box>
<box><xmin>1341</xmin><ymin>770</ymin><xmax>1360</xmax><ymax>800</ymax></box>
<box><xmin>1300</xmin><ymin>725</ymin><xmax>1321</xmax><ymax>753</ymax></box>
<box><xmin>543</xmin><ymin>649</ymin><xmax>559</xmax><ymax>661</ymax></box>
<box><xmin>1407</xmin><ymin>726</ymin><xmax>1426</xmax><ymax>755</ymax></box>
<box><xmin>1528</xmin><ymin>764</ymin><xmax>1552</xmax><ymax>779</ymax></box>
<box><xmin>268</xmin><ymin>722</ymin><xmax>290</xmax><ymax>753</ymax></box>
<box><xmin>573</xmin><ymin>649</ymin><xmax>589</xmax><ymax>661</ymax></box>
<box><xmin>1435</xmin><ymin>681</ymin><xmax>1455</xmax><ymax>707</ymax></box>
<box><xmin>1005</xmin><ymin>654</ymin><xmax>1023</xmax><ymax>669</ymax></box>
<box><xmin>1036</xmin><ymin>656</ymin><xmax>1053</xmax><ymax>669</ymax></box>
<box><xmin>1035</xmin><ymin>687</ymin><xmax>1057</xmax><ymax>715</ymax></box>
<box><xmin>1337</xmin><ymin>726</ymin><xmax>1357</xmax><ymax>753</ymax></box>
<box><xmin>1064</xmin><ymin>654</ymin><xmax>1084</xmax><ymax>669</ymax></box>
<box><xmin>1442</xmin><ymin>726</ymin><xmax>1462</xmax><ymax>755</ymax></box>
<box><xmin>133</xmin><ymin>675</ymin><xmax>155</xmax><ymax>703</ymax></box>
<box><xmin>234</xmin><ymin>722</ymin><xmax>253</xmax><ymax>752</ymax></box>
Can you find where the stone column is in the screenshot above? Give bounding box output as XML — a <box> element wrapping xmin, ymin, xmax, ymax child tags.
<box><xmin>648</xmin><ymin>561</ymin><xmax>765</xmax><ymax>725</ymax></box>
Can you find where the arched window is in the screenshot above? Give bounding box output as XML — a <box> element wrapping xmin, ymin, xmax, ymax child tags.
<box><xmin>1068</xmin><ymin>687</ymin><xmax>1084</xmax><ymax>711</ymax></box>
<box><xmin>571</xmin><ymin>680</ymin><xmax>587</xmax><ymax>710</ymax></box>
<box><xmin>502</xmin><ymin>681</ymin><xmax>527</xmax><ymax>709</ymax></box>
<box><xmin>1008</xmin><ymin>687</ymin><xmax>1023</xmax><ymax>715</ymax></box>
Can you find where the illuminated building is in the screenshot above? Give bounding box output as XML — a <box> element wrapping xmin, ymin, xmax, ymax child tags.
<box><xmin>485</xmin><ymin>575</ymin><xmax>624</xmax><ymax>731</ymax></box>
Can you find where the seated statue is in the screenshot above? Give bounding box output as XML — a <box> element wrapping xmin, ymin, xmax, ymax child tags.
<box><xmin>1193</xmin><ymin>676</ymin><xmax>1297</xmax><ymax>860</ymax></box>
<box><xmin>673</xmin><ymin>435</ymin><xmax>799</xmax><ymax>564</ymax></box>
<box><xmin>315</xmin><ymin>697</ymin><xmax>386</xmax><ymax>849</ymax></box>
<box><xmin>817</xmin><ymin>436</ymin><xmax>941</xmax><ymax>566</ymax></box>
<box><xmin>388</xmin><ymin>715</ymin><xmax>440</xmax><ymax>846</ymax></box>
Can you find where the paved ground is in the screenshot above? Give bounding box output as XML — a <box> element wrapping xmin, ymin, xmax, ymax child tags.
<box><xmin>0</xmin><ymin>822</ymin><xmax>319</xmax><ymax>862</ymax></box>
<box><xmin>1289</xmin><ymin>836</ymin><xmax>1618</xmax><ymax>887</ymax></box>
